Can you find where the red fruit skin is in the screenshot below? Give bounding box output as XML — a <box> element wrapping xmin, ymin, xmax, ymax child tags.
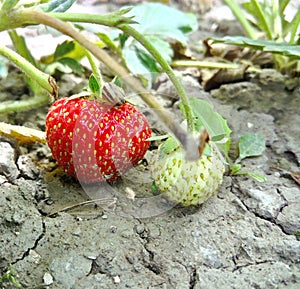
<box><xmin>46</xmin><ymin>98</ymin><xmax>152</xmax><ymax>183</ymax></box>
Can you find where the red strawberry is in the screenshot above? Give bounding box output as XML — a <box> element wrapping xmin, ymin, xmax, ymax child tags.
<box><xmin>45</xmin><ymin>97</ymin><xmax>152</xmax><ymax>183</ymax></box>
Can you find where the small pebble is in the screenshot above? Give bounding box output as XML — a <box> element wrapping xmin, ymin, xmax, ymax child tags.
<box><xmin>134</xmin><ymin>263</ymin><xmax>143</xmax><ymax>273</ymax></box>
<box><xmin>135</xmin><ymin>224</ymin><xmax>145</xmax><ymax>234</ymax></box>
<box><xmin>45</xmin><ymin>198</ymin><xmax>54</xmax><ymax>205</ymax></box>
<box><xmin>43</xmin><ymin>272</ymin><xmax>53</xmax><ymax>285</ymax></box>
<box><xmin>110</xmin><ymin>226</ymin><xmax>117</xmax><ymax>233</ymax></box>
<box><xmin>72</xmin><ymin>227</ymin><xmax>81</xmax><ymax>236</ymax></box>
<box><xmin>274</xmin><ymin>172</ymin><xmax>281</xmax><ymax>177</ymax></box>
<box><xmin>113</xmin><ymin>275</ymin><xmax>120</xmax><ymax>284</ymax></box>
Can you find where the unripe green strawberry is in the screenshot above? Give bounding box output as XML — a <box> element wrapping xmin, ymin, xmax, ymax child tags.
<box><xmin>46</xmin><ymin>97</ymin><xmax>152</xmax><ymax>183</ymax></box>
<box><xmin>151</xmin><ymin>140</ymin><xmax>225</xmax><ymax>206</ymax></box>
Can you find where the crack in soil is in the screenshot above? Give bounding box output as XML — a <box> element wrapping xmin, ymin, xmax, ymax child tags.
<box><xmin>236</xmin><ymin>194</ymin><xmax>279</xmax><ymax>227</ymax></box>
<box><xmin>12</xmin><ymin>218</ymin><xmax>46</xmax><ymax>265</ymax></box>
<box><xmin>232</xmin><ymin>259</ymin><xmax>275</xmax><ymax>272</ymax></box>
<box><xmin>276</xmin><ymin>188</ymin><xmax>289</xmax><ymax>212</ymax></box>
<box><xmin>273</xmin><ymin>189</ymin><xmax>292</xmax><ymax>236</ymax></box>
<box><xmin>232</xmin><ymin>182</ymin><xmax>292</xmax><ymax>236</ymax></box>
<box><xmin>189</xmin><ymin>266</ymin><xmax>197</xmax><ymax>289</ymax></box>
<box><xmin>142</xmin><ymin>241</ymin><xmax>161</xmax><ymax>275</ymax></box>
<box><xmin>87</xmin><ymin>258</ymin><xmax>101</xmax><ymax>276</ymax></box>
<box><xmin>132</xmin><ymin>218</ymin><xmax>163</xmax><ymax>275</ymax></box>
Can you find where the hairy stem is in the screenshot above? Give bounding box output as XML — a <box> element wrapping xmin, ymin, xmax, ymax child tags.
<box><xmin>0</xmin><ymin>44</ymin><xmax>57</xmax><ymax>98</ymax></box>
<box><xmin>0</xmin><ymin>7</ymin><xmax>136</xmax><ymax>32</ymax></box>
<box><xmin>49</xmin><ymin>8</ymin><xmax>137</xmax><ymax>27</ymax></box>
<box><xmin>0</xmin><ymin>95</ymin><xmax>49</xmax><ymax>114</ymax></box>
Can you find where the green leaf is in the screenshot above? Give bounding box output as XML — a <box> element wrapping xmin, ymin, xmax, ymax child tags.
<box><xmin>234</xmin><ymin>170</ymin><xmax>267</xmax><ymax>182</ymax></box>
<box><xmin>127</xmin><ymin>3</ymin><xmax>198</xmax><ymax>45</ymax></box>
<box><xmin>59</xmin><ymin>57</ymin><xmax>84</xmax><ymax>74</ymax></box>
<box><xmin>203</xmin><ymin>143</ymin><xmax>212</xmax><ymax>157</ymax></box>
<box><xmin>158</xmin><ymin>136</ymin><xmax>180</xmax><ymax>158</ymax></box>
<box><xmin>116</xmin><ymin>3</ymin><xmax>197</xmax><ymax>79</ymax></box>
<box><xmin>238</xmin><ymin>133</ymin><xmax>266</xmax><ymax>160</ymax></box>
<box><xmin>89</xmin><ymin>74</ymin><xmax>101</xmax><ymax>96</ymax></box>
<box><xmin>111</xmin><ymin>75</ymin><xmax>124</xmax><ymax>88</ymax></box>
<box><xmin>286</xmin><ymin>7</ymin><xmax>300</xmax><ymax>44</ymax></box>
<box><xmin>211</xmin><ymin>134</ymin><xmax>227</xmax><ymax>142</ymax></box>
<box><xmin>211</xmin><ymin>36</ymin><xmax>300</xmax><ymax>59</ymax></box>
<box><xmin>136</xmin><ymin>47</ymin><xmax>162</xmax><ymax>73</ymax></box>
<box><xmin>39</xmin><ymin>0</ymin><xmax>76</xmax><ymax>12</ymax></box>
<box><xmin>122</xmin><ymin>36</ymin><xmax>173</xmax><ymax>84</ymax></box>
<box><xmin>97</xmin><ymin>32</ymin><xmax>119</xmax><ymax>52</ymax></box>
<box><xmin>246</xmin><ymin>172</ymin><xmax>267</xmax><ymax>182</ymax></box>
<box><xmin>122</xmin><ymin>45</ymin><xmax>160</xmax><ymax>85</ymax></box>
<box><xmin>0</xmin><ymin>265</ymin><xmax>21</xmax><ymax>287</ymax></box>
<box><xmin>1</xmin><ymin>0</ymin><xmax>18</xmax><ymax>11</ymax></box>
<box><xmin>145</xmin><ymin>36</ymin><xmax>173</xmax><ymax>64</ymax></box>
<box><xmin>188</xmin><ymin>97</ymin><xmax>232</xmax><ymax>155</ymax></box>
<box><xmin>44</xmin><ymin>57</ymin><xmax>83</xmax><ymax>75</ymax></box>
<box><xmin>54</xmin><ymin>40</ymin><xmax>75</xmax><ymax>60</ymax></box>
<box><xmin>279</xmin><ymin>0</ymin><xmax>290</xmax><ymax>16</ymax></box>
<box><xmin>231</xmin><ymin>163</ymin><xmax>242</xmax><ymax>174</ymax></box>
<box><xmin>45</xmin><ymin>62</ymin><xmax>72</xmax><ymax>74</ymax></box>
<box><xmin>151</xmin><ymin>181</ymin><xmax>159</xmax><ymax>192</ymax></box>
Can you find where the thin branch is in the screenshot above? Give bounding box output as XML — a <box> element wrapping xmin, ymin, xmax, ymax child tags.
<box><xmin>47</xmin><ymin>197</ymin><xmax>117</xmax><ymax>217</ymax></box>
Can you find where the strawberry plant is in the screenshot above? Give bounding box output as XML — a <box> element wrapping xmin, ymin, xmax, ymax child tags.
<box><xmin>0</xmin><ymin>0</ymin><xmax>267</xmax><ymax>206</ymax></box>
<box><xmin>210</xmin><ymin>0</ymin><xmax>300</xmax><ymax>74</ymax></box>
<box><xmin>0</xmin><ymin>264</ymin><xmax>21</xmax><ymax>288</ymax></box>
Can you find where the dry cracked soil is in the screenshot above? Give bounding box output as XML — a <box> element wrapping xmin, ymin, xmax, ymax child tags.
<box><xmin>0</xmin><ymin>1</ymin><xmax>300</xmax><ymax>289</ymax></box>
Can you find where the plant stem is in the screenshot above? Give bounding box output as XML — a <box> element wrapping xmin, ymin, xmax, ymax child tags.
<box><xmin>251</xmin><ymin>0</ymin><xmax>273</xmax><ymax>40</ymax></box>
<box><xmin>8</xmin><ymin>29</ymin><xmax>45</xmax><ymax>96</ymax></box>
<box><xmin>171</xmin><ymin>60</ymin><xmax>240</xmax><ymax>69</ymax></box>
<box><xmin>272</xmin><ymin>0</ymin><xmax>283</xmax><ymax>40</ymax></box>
<box><xmin>0</xmin><ymin>44</ymin><xmax>57</xmax><ymax>98</ymax></box>
<box><xmin>288</xmin><ymin>8</ymin><xmax>300</xmax><ymax>44</ymax></box>
<box><xmin>8</xmin><ymin>30</ymin><xmax>38</xmax><ymax>67</ymax></box>
<box><xmin>19</xmin><ymin>9</ymin><xmax>200</xmax><ymax>159</ymax></box>
<box><xmin>49</xmin><ymin>8</ymin><xmax>136</xmax><ymax>27</ymax></box>
<box><xmin>0</xmin><ymin>8</ymin><xmax>136</xmax><ymax>32</ymax></box>
<box><xmin>0</xmin><ymin>95</ymin><xmax>49</xmax><ymax>114</ymax></box>
<box><xmin>223</xmin><ymin>0</ymin><xmax>257</xmax><ymax>39</ymax></box>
